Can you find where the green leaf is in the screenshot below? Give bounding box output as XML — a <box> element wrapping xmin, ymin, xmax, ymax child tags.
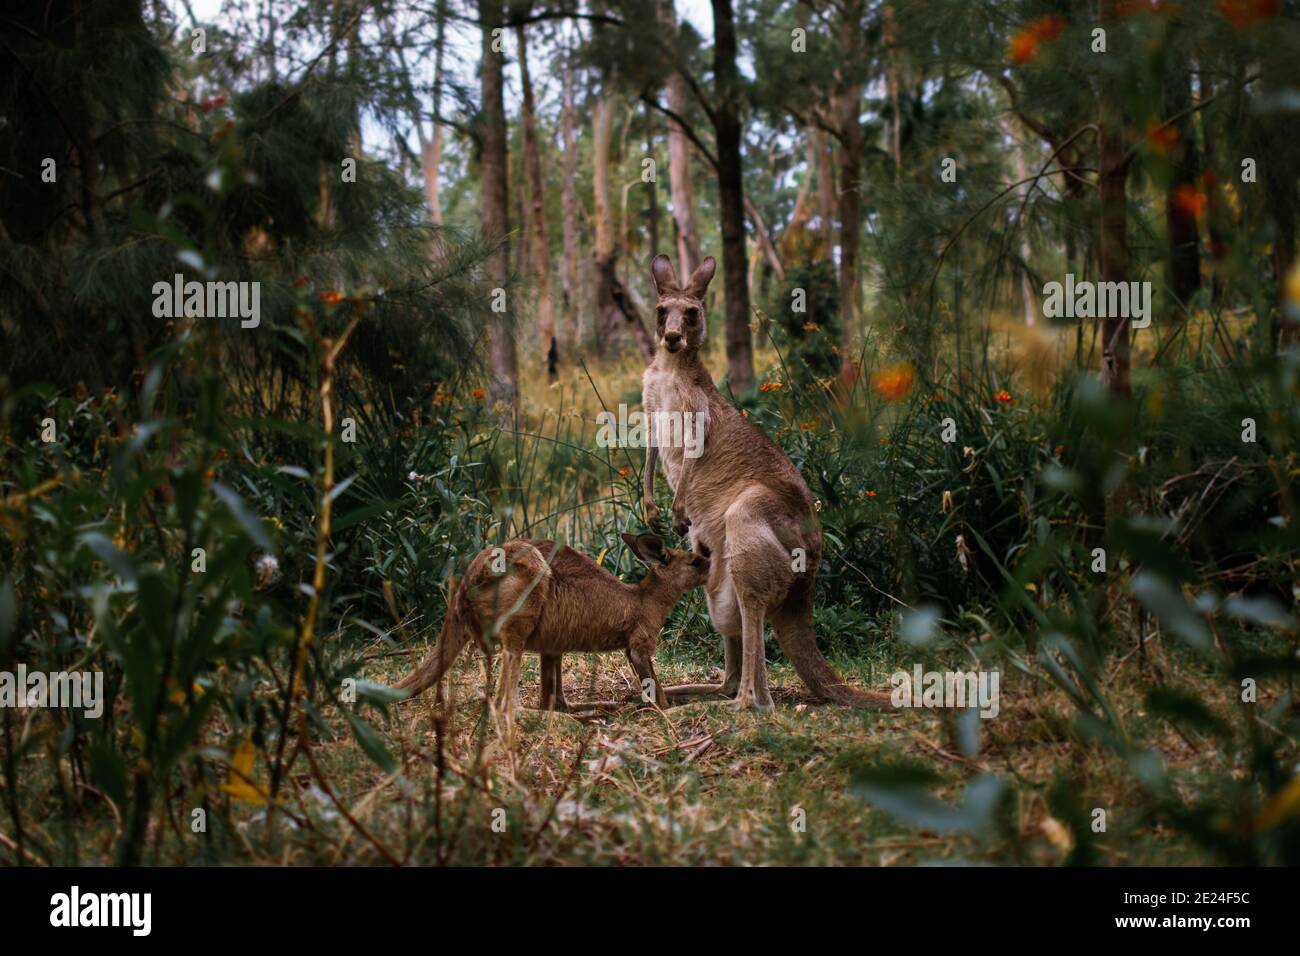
<box><xmin>212</xmin><ymin>482</ymin><xmax>273</xmax><ymax>551</ymax></box>
<box><xmin>852</xmin><ymin>770</ymin><xmax>1006</xmax><ymax>836</ymax></box>
<box><xmin>80</xmin><ymin>532</ymin><xmax>140</xmax><ymax>584</ymax></box>
<box><xmin>346</xmin><ymin>713</ymin><xmax>396</xmax><ymax>773</ymax></box>
<box><xmin>1132</xmin><ymin>573</ymin><xmax>1212</xmax><ymax>654</ymax></box>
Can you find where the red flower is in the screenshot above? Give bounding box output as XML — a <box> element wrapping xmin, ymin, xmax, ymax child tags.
<box><xmin>1008</xmin><ymin>31</ymin><xmax>1039</xmax><ymax>65</ymax></box>
<box><xmin>1172</xmin><ymin>184</ymin><xmax>1207</xmax><ymax>220</ymax></box>
<box><xmin>321</xmin><ymin>290</ymin><xmax>345</xmax><ymax>306</ymax></box>
<box><xmin>471</xmin><ymin>388</ymin><xmax>486</xmax><ymax>400</ymax></box>
<box><xmin>1146</xmin><ymin>119</ymin><xmax>1179</xmax><ymax>156</ymax></box>
<box><xmin>996</xmin><ymin>390</ymin><xmax>1015</xmax><ymax>405</ymax></box>
<box><xmin>200</xmin><ymin>93</ymin><xmax>228</xmax><ymax>112</ymax></box>
<box><xmin>1218</xmin><ymin>0</ymin><xmax>1279</xmax><ymax>30</ymax></box>
<box><xmin>1029</xmin><ymin>15</ymin><xmax>1066</xmax><ymax>41</ymax></box>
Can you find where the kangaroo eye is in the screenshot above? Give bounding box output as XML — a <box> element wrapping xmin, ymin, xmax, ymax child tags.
<box><xmin>686</xmin><ymin>307</ymin><xmax>699</xmax><ymax>322</ymax></box>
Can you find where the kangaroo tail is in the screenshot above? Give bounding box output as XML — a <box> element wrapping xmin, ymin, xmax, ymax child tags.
<box><xmin>393</xmin><ymin>580</ymin><xmax>474</xmax><ymax>698</ymax></box>
<box><xmin>771</xmin><ymin>581</ymin><xmax>891</xmax><ymax>709</ymax></box>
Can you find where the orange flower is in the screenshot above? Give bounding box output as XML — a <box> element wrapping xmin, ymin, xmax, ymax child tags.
<box><xmin>618</xmin><ymin>466</ymin><xmax>631</xmax><ymax>478</ymax></box>
<box><xmin>759</xmin><ymin>381</ymin><xmax>784</xmax><ymax>393</ymax></box>
<box><xmin>1146</xmin><ymin>119</ymin><xmax>1179</xmax><ymax>155</ymax></box>
<box><xmin>1054</xmin><ymin>444</ymin><xmax>1066</xmax><ymax>456</ymax></box>
<box><xmin>934</xmin><ymin>390</ymin><xmax>945</xmax><ymax>401</ymax></box>
<box><xmin>866</xmin><ymin>490</ymin><xmax>878</xmax><ymax>498</ymax></box>
<box><xmin>1009</xmin><ymin>16</ymin><xmax>1064</xmax><ymax>65</ymax></box>
<box><xmin>321</xmin><ymin>290</ymin><xmax>345</xmax><ymax>306</ymax></box>
<box><xmin>802</xmin><ymin>322</ymin><xmax>819</xmax><ymax>332</ymax></box>
<box><xmin>1008</xmin><ymin>30</ymin><xmax>1039</xmax><ymax>65</ymax></box>
<box><xmin>1172</xmin><ymin>184</ymin><xmax>1207</xmax><ymax>220</ymax></box>
<box><xmin>471</xmin><ymin>387</ymin><xmax>486</xmax><ymax>400</ymax></box>
<box><xmin>871</xmin><ymin>362</ymin><xmax>915</xmax><ymax>402</ymax></box>
<box><xmin>996</xmin><ymin>390</ymin><xmax>1015</xmax><ymax>405</ymax></box>
<box><xmin>1029</xmin><ymin>15</ymin><xmax>1066</xmax><ymax>41</ymax></box>
<box><xmin>1218</xmin><ymin>0</ymin><xmax>1279</xmax><ymax>29</ymax></box>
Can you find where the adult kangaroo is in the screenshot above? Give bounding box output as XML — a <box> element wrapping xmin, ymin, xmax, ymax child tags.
<box><xmin>642</xmin><ymin>253</ymin><xmax>886</xmax><ymax>709</ymax></box>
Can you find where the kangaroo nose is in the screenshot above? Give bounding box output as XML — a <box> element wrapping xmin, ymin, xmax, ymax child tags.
<box><xmin>663</xmin><ymin>331</ymin><xmax>682</xmax><ymax>348</ymax></box>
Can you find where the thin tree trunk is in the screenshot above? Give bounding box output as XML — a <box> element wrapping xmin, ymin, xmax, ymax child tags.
<box><xmin>659</xmin><ymin>0</ymin><xmax>700</xmax><ymax>276</ymax></box>
<box><xmin>832</xmin><ymin>1</ymin><xmax>865</xmax><ymax>385</ymax></box>
<box><xmin>479</xmin><ymin>0</ymin><xmax>517</xmax><ymax>406</ymax></box>
<box><xmin>560</xmin><ymin>34</ymin><xmax>582</xmax><ymax>351</ymax></box>
<box><xmin>884</xmin><ymin>4</ymin><xmax>902</xmax><ymax>187</ymax></box>
<box><xmin>711</xmin><ymin>0</ymin><xmax>755</xmax><ymax>393</ymax></box>
<box><xmin>1163</xmin><ymin>53</ymin><xmax>1200</xmax><ymax>320</ymax></box>
<box><xmin>592</xmin><ymin>91</ymin><xmax>617</xmax><ymax>355</ymax></box>
<box><xmin>1098</xmin><ymin>0</ymin><xmax>1130</xmax><ymax>398</ymax></box>
<box><xmin>1006</xmin><ymin>120</ymin><xmax>1037</xmax><ymax>326</ymax></box>
<box><xmin>517</xmin><ymin>23</ymin><xmax>557</xmax><ymax>377</ymax></box>
<box><xmin>424</xmin><ymin>0</ymin><xmax>447</xmax><ymax>225</ymax></box>
<box><xmin>646</xmin><ymin>108</ymin><xmax>660</xmax><ymax>269</ymax></box>
<box><xmin>816</xmin><ymin>128</ymin><xmax>835</xmax><ymax>257</ymax></box>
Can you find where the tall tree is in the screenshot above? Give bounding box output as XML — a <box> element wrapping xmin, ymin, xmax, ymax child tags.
<box><xmin>517</xmin><ymin>22</ymin><xmax>558</xmax><ymax>376</ymax></box>
<box><xmin>560</xmin><ymin>28</ymin><xmax>584</xmax><ymax>351</ymax></box>
<box><xmin>1098</xmin><ymin>0</ymin><xmax>1131</xmax><ymax>398</ymax></box>
<box><xmin>479</xmin><ymin>0</ymin><xmax>518</xmax><ymax>404</ymax></box>
<box><xmin>658</xmin><ymin>0</ymin><xmax>701</xmax><ymax>277</ymax></box>
<box><xmin>712</xmin><ymin>0</ymin><xmax>755</xmax><ymax>392</ymax></box>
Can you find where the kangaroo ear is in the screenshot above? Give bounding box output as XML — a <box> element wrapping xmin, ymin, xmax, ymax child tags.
<box><xmin>624</xmin><ymin>532</ymin><xmax>669</xmax><ymax>566</ymax></box>
<box><xmin>683</xmin><ymin>256</ymin><xmax>716</xmax><ymax>299</ymax></box>
<box><xmin>651</xmin><ymin>255</ymin><xmax>679</xmax><ymax>296</ymax></box>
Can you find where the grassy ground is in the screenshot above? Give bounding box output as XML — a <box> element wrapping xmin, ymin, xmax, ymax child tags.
<box><xmin>293</xmin><ymin>619</ymin><xmax>1268</xmax><ymax>867</ymax></box>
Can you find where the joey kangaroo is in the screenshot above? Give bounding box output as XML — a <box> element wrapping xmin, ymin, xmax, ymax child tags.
<box><xmin>393</xmin><ymin>533</ymin><xmax>710</xmax><ymax>738</ymax></box>
<box><xmin>642</xmin><ymin>253</ymin><xmax>888</xmax><ymax>709</ymax></box>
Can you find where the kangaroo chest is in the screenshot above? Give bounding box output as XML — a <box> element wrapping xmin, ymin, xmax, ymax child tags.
<box><xmin>642</xmin><ymin>364</ymin><xmax>710</xmax><ymax>492</ymax></box>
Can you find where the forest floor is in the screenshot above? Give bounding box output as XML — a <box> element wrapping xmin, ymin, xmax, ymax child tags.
<box><xmin>308</xmin><ymin>628</ymin><xmax>1257</xmax><ymax>866</ymax></box>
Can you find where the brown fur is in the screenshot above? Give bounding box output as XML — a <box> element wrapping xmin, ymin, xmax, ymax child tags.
<box><xmin>393</xmin><ymin>533</ymin><xmax>710</xmax><ymax>740</ymax></box>
<box><xmin>642</xmin><ymin>253</ymin><xmax>889</xmax><ymax>709</ymax></box>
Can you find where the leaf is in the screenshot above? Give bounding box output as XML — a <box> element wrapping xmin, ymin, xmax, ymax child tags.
<box><xmin>325</xmin><ymin>474</ymin><xmax>357</xmax><ymax>504</ymax></box>
<box><xmin>351</xmin><ymin>680</ymin><xmax>410</xmax><ymax>704</ymax></box>
<box><xmin>212</xmin><ymin>482</ymin><xmax>273</xmax><ymax>550</ymax></box>
<box><xmin>1255</xmin><ymin>775</ymin><xmax>1300</xmax><ymax>831</ymax></box>
<box><xmin>1132</xmin><ymin>573</ymin><xmax>1213</xmax><ymax>654</ymax></box>
<box><xmin>79</xmin><ymin>532</ymin><xmax>140</xmax><ymax>584</ymax></box>
<box><xmin>89</xmin><ymin>740</ymin><xmax>128</xmax><ymax>809</ymax></box>
<box><xmin>334</xmin><ymin>500</ymin><xmax>400</xmax><ymax>532</ymax></box>
<box><xmin>851</xmin><ymin>770</ymin><xmax>1007</xmax><ymax>836</ymax></box>
<box><xmin>221</xmin><ymin>735</ymin><xmax>273</xmax><ymax>804</ymax></box>
<box><xmin>346</xmin><ymin>713</ymin><xmax>396</xmax><ymax>773</ymax></box>
<box><xmin>1222</xmin><ymin>595</ymin><xmax>1297</xmax><ymax>632</ymax></box>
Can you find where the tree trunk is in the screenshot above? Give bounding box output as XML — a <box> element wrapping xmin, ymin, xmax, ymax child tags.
<box><xmin>592</xmin><ymin>91</ymin><xmax>617</xmax><ymax>355</ymax></box>
<box><xmin>1006</xmin><ymin>119</ymin><xmax>1037</xmax><ymax>326</ymax></box>
<box><xmin>646</xmin><ymin>109</ymin><xmax>660</xmax><ymax>269</ymax></box>
<box><xmin>560</xmin><ymin>35</ymin><xmax>582</xmax><ymax>351</ymax></box>
<box><xmin>658</xmin><ymin>0</ymin><xmax>700</xmax><ymax>276</ymax></box>
<box><xmin>711</xmin><ymin>0</ymin><xmax>755</xmax><ymax>393</ymax></box>
<box><xmin>479</xmin><ymin>0</ymin><xmax>517</xmax><ymax>406</ymax></box>
<box><xmin>1098</xmin><ymin>0</ymin><xmax>1130</xmax><ymax>399</ymax></box>
<box><xmin>517</xmin><ymin>23</ymin><xmax>557</xmax><ymax>377</ymax></box>
<box><xmin>832</xmin><ymin>1</ymin><xmax>865</xmax><ymax>385</ymax></box>
<box><xmin>1163</xmin><ymin>57</ymin><xmax>1200</xmax><ymax>320</ymax></box>
<box><xmin>815</xmin><ymin>128</ymin><xmax>835</xmax><ymax>257</ymax></box>
<box><xmin>423</xmin><ymin>0</ymin><xmax>447</xmax><ymax>225</ymax></box>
